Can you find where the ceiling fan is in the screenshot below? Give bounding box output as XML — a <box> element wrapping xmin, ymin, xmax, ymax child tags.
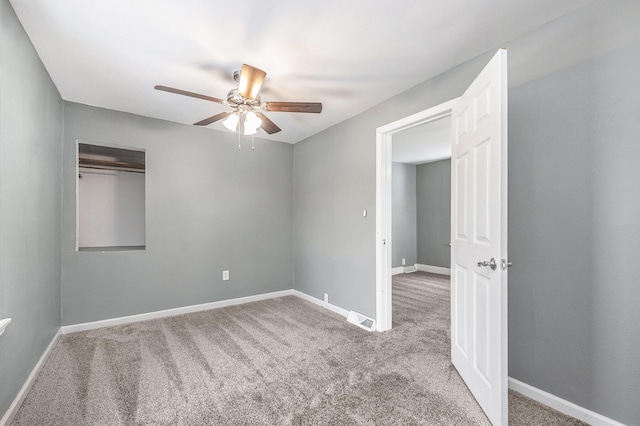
<box><xmin>155</xmin><ymin>64</ymin><xmax>322</xmax><ymax>136</ymax></box>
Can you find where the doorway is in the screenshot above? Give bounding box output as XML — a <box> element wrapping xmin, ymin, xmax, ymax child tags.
<box><xmin>375</xmin><ymin>99</ymin><xmax>457</xmax><ymax>332</ymax></box>
<box><xmin>390</xmin><ymin>116</ymin><xmax>452</xmax><ymax>328</ymax></box>
<box><xmin>376</xmin><ymin>49</ymin><xmax>509</xmax><ymax>425</ymax></box>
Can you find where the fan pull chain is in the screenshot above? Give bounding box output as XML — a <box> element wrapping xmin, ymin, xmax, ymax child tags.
<box><xmin>252</xmin><ymin>135</ymin><xmax>255</xmax><ymax>151</ymax></box>
<box><xmin>237</xmin><ymin>126</ymin><xmax>241</xmax><ymax>150</ymax></box>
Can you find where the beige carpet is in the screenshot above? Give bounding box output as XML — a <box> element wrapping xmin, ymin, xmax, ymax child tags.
<box><xmin>12</xmin><ymin>272</ymin><xmax>586</xmax><ymax>425</ymax></box>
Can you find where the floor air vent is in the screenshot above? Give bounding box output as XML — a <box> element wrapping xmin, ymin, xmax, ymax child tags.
<box><xmin>347</xmin><ymin>311</ymin><xmax>376</xmax><ymax>332</ymax></box>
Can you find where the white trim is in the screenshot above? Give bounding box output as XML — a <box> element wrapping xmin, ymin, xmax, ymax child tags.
<box><xmin>376</xmin><ymin>98</ymin><xmax>458</xmax><ymax>332</ymax></box>
<box><xmin>61</xmin><ymin>289</ymin><xmax>295</xmax><ymax>334</ymax></box>
<box><xmin>0</xmin><ymin>318</ymin><xmax>11</xmax><ymax>337</ymax></box>
<box><xmin>292</xmin><ymin>290</ymin><xmax>350</xmax><ymax>318</ymax></box>
<box><xmin>508</xmin><ymin>378</ymin><xmax>625</xmax><ymax>426</ymax></box>
<box><xmin>375</xmin><ymin>124</ymin><xmax>393</xmax><ymax>331</ymax></box>
<box><xmin>392</xmin><ymin>265</ymin><xmax>418</xmax><ymax>276</ymax></box>
<box><xmin>415</xmin><ymin>264</ymin><xmax>451</xmax><ymax>276</ymax></box>
<box><xmin>391</xmin><ymin>267</ymin><xmax>404</xmax><ymax>276</ymax></box>
<box><xmin>1</xmin><ymin>328</ymin><xmax>62</xmax><ymax>426</ymax></box>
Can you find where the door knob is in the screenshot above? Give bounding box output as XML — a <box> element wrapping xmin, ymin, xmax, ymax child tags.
<box><xmin>477</xmin><ymin>258</ymin><xmax>497</xmax><ymax>270</ymax></box>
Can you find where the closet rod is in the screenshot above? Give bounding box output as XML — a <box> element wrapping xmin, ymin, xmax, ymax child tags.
<box><xmin>79</xmin><ymin>158</ymin><xmax>145</xmax><ymax>171</ymax></box>
<box><xmin>79</xmin><ymin>166</ymin><xmax>145</xmax><ymax>175</ymax></box>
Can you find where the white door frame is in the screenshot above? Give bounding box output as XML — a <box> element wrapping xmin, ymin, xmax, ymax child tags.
<box><xmin>375</xmin><ymin>98</ymin><xmax>458</xmax><ymax>332</ymax></box>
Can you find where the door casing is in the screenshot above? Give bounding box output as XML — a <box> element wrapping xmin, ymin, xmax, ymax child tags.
<box><xmin>375</xmin><ymin>98</ymin><xmax>458</xmax><ymax>332</ymax></box>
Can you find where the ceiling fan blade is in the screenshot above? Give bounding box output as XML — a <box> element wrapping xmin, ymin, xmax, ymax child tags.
<box><xmin>155</xmin><ymin>85</ymin><xmax>225</xmax><ymax>104</ymax></box>
<box><xmin>264</xmin><ymin>102</ymin><xmax>322</xmax><ymax>113</ymax></box>
<box><xmin>255</xmin><ymin>112</ymin><xmax>281</xmax><ymax>134</ymax></box>
<box><xmin>238</xmin><ymin>64</ymin><xmax>266</xmax><ymax>99</ymax></box>
<box><xmin>194</xmin><ymin>111</ymin><xmax>231</xmax><ymax>126</ymax></box>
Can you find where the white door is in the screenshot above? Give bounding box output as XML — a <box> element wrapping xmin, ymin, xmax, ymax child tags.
<box><xmin>450</xmin><ymin>49</ymin><xmax>508</xmax><ymax>426</ymax></box>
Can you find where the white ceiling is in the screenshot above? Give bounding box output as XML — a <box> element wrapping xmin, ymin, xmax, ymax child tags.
<box><xmin>392</xmin><ymin>116</ymin><xmax>451</xmax><ymax>165</ymax></box>
<box><xmin>10</xmin><ymin>0</ymin><xmax>594</xmax><ymax>143</ymax></box>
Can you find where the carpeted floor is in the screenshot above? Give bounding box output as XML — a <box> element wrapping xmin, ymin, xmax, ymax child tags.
<box><xmin>12</xmin><ymin>272</ymin><xmax>586</xmax><ymax>425</ymax></box>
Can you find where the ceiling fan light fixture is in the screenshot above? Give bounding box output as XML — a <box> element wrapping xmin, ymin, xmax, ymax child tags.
<box><xmin>245</xmin><ymin>111</ymin><xmax>262</xmax><ymax>129</ymax></box>
<box><xmin>222</xmin><ymin>112</ymin><xmax>239</xmax><ymax>131</ymax></box>
<box><xmin>243</xmin><ymin>125</ymin><xmax>258</xmax><ymax>136</ymax></box>
<box><xmin>155</xmin><ymin>63</ymin><xmax>322</xmax><ymax>140</ymax></box>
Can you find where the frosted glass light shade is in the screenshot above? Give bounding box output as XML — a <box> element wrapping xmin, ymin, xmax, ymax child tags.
<box><xmin>222</xmin><ymin>113</ymin><xmax>239</xmax><ymax>131</ymax></box>
<box><xmin>245</xmin><ymin>111</ymin><xmax>262</xmax><ymax>129</ymax></box>
<box><xmin>244</xmin><ymin>125</ymin><xmax>258</xmax><ymax>135</ymax></box>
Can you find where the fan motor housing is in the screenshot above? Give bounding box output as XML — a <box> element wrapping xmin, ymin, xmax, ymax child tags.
<box><xmin>227</xmin><ymin>89</ymin><xmax>261</xmax><ymax>110</ymax></box>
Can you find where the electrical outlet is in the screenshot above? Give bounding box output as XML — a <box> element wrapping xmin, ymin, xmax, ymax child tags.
<box><xmin>324</xmin><ymin>293</ymin><xmax>329</xmax><ymax>303</ymax></box>
<box><xmin>222</xmin><ymin>270</ymin><xmax>229</xmax><ymax>281</ymax></box>
<box><xmin>402</xmin><ymin>258</ymin><xmax>406</xmax><ymax>266</ymax></box>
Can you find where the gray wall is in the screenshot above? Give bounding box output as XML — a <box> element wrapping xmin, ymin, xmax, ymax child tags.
<box><xmin>0</xmin><ymin>0</ymin><xmax>63</xmax><ymax>417</ymax></box>
<box><xmin>294</xmin><ymin>50</ymin><xmax>489</xmax><ymax>320</ymax></box>
<box><xmin>294</xmin><ymin>1</ymin><xmax>640</xmax><ymax>423</ymax></box>
<box><xmin>61</xmin><ymin>103</ymin><xmax>294</xmax><ymax>325</ymax></box>
<box><xmin>2</xmin><ymin>0</ymin><xmax>639</xmax><ymax>423</ymax></box>
<box><xmin>508</xmin><ymin>44</ymin><xmax>640</xmax><ymax>425</ymax></box>
<box><xmin>293</xmin><ymin>122</ymin><xmax>375</xmax><ymax>315</ymax></box>
<box><xmin>391</xmin><ymin>163</ymin><xmax>417</xmax><ymax>268</ymax></box>
<box><xmin>416</xmin><ymin>159</ymin><xmax>451</xmax><ymax>268</ymax></box>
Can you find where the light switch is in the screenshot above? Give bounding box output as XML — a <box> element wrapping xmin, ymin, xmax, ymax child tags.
<box><xmin>363</xmin><ymin>209</ymin><xmax>367</xmax><ymax>217</ymax></box>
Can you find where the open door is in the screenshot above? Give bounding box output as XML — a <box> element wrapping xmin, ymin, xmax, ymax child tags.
<box><xmin>450</xmin><ymin>49</ymin><xmax>508</xmax><ymax>425</ymax></box>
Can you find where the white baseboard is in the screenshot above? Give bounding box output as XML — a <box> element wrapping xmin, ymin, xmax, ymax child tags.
<box><xmin>61</xmin><ymin>289</ymin><xmax>349</xmax><ymax>336</ymax></box>
<box><xmin>416</xmin><ymin>264</ymin><xmax>451</xmax><ymax>276</ymax></box>
<box><xmin>292</xmin><ymin>290</ymin><xmax>350</xmax><ymax>318</ymax></box>
<box><xmin>0</xmin><ymin>328</ymin><xmax>62</xmax><ymax>426</ymax></box>
<box><xmin>61</xmin><ymin>289</ymin><xmax>295</xmax><ymax>334</ymax></box>
<box><xmin>508</xmin><ymin>377</ymin><xmax>625</xmax><ymax>426</ymax></box>
<box><xmin>392</xmin><ymin>265</ymin><xmax>418</xmax><ymax>275</ymax></box>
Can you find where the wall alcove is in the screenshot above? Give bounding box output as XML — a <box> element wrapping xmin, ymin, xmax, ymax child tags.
<box><xmin>77</xmin><ymin>142</ymin><xmax>146</xmax><ymax>252</ymax></box>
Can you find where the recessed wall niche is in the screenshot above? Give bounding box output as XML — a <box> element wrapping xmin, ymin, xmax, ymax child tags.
<box><xmin>77</xmin><ymin>142</ymin><xmax>145</xmax><ymax>251</ymax></box>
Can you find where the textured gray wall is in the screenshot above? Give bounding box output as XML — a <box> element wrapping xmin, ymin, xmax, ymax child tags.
<box><xmin>416</xmin><ymin>159</ymin><xmax>451</xmax><ymax>268</ymax></box>
<box><xmin>0</xmin><ymin>0</ymin><xmax>63</xmax><ymax>417</ymax></box>
<box><xmin>294</xmin><ymin>2</ymin><xmax>640</xmax><ymax>423</ymax></box>
<box><xmin>508</xmin><ymin>45</ymin><xmax>640</xmax><ymax>425</ymax></box>
<box><xmin>391</xmin><ymin>163</ymin><xmax>417</xmax><ymax>268</ymax></box>
<box><xmin>61</xmin><ymin>103</ymin><xmax>294</xmax><ymax>325</ymax></box>
<box><xmin>293</xmin><ymin>121</ymin><xmax>376</xmax><ymax>316</ymax></box>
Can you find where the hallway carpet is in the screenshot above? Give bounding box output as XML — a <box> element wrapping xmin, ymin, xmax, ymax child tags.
<box><xmin>12</xmin><ymin>273</ymin><xmax>585</xmax><ymax>425</ymax></box>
